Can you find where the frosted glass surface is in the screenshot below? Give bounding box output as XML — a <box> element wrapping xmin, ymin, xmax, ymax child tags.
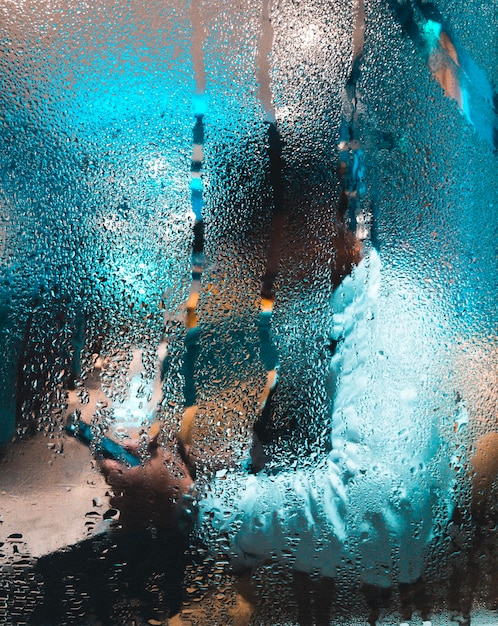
<box><xmin>1</xmin><ymin>1</ymin><xmax>497</xmax><ymax>624</ymax></box>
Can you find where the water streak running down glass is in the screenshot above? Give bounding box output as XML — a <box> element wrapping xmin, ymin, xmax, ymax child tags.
<box><xmin>0</xmin><ymin>1</ymin><xmax>497</xmax><ymax>625</ymax></box>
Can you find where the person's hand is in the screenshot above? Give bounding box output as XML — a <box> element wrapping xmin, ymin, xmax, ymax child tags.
<box><xmin>100</xmin><ymin>435</ymin><xmax>195</xmax><ymax>532</ymax></box>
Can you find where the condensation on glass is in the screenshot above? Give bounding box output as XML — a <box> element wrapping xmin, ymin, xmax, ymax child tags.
<box><xmin>0</xmin><ymin>0</ymin><xmax>497</xmax><ymax>625</ymax></box>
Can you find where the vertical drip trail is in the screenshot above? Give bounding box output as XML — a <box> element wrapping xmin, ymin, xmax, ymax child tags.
<box><xmin>338</xmin><ymin>0</ymin><xmax>371</xmax><ymax>242</ymax></box>
<box><xmin>142</xmin><ymin>1</ymin><xmax>207</xmax><ymax>447</ymax></box>
<box><xmin>186</xmin><ymin>0</ymin><xmax>207</xmax><ymax>325</ymax></box>
<box><xmin>178</xmin><ymin>113</ymin><xmax>205</xmax><ymax>447</ymax></box>
<box><xmin>186</xmin><ymin>113</ymin><xmax>206</xmax><ymax>321</ymax></box>
<box><xmin>257</xmin><ymin>0</ymin><xmax>276</xmax><ymax>123</ymax></box>
<box><xmin>178</xmin><ymin>0</ymin><xmax>207</xmax><ymax>447</ymax></box>
<box><xmin>257</xmin><ymin>0</ymin><xmax>283</xmax><ymax>316</ymax></box>
<box><xmin>250</xmin><ymin>0</ymin><xmax>283</xmax><ymax>471</ymax></box>
<box><xmin>189</xmin><ymin>0</ymin><xmax>206</xmax><ymax>97</ymax></box>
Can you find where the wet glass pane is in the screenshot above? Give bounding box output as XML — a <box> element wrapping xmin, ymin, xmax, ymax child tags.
<box><xmin>1</xmin><ymin>0</ymin><xmax>497</xmax><ymax>624</ymax></box>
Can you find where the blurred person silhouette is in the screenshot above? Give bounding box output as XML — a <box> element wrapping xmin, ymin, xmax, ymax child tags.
<box><xmin>27</xmin><ymin>3</ymin><xmax>492</xmax><ymax>625</ymax></box>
